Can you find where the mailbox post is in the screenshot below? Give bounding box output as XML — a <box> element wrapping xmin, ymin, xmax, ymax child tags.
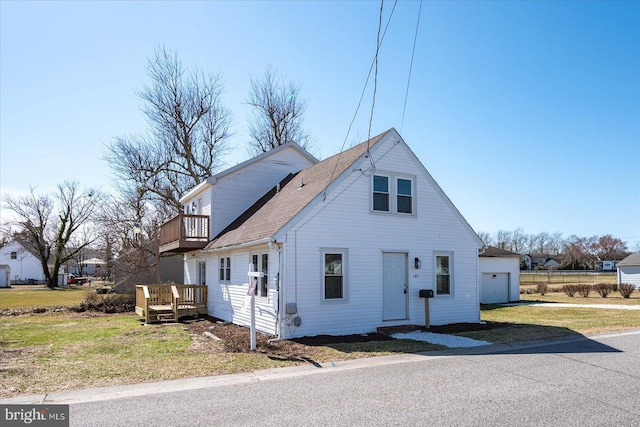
<box><xmin>418</xmin><ymin>289</ymin><xmax>434</xmax><ymax>328</ymax></box>
<box><xmin>247</xmin><ymin>264</ymin><xmax>264</xmax><ymax>351</ymax></box>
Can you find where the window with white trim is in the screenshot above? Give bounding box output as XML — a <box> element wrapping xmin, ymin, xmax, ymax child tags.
<box><xmin>10</xmin><ymin>252</ymin><xmax>17</xmax><ymax>260</ymax></box>
<box><xmin>372</xmin><ymin>173</ymin><xmax>415</xmax><ymax>215</ymax></box>
<box><xmin>373</xmin><ymin>175</ymin><xmax>390</xmax><ymax>212</ymax></box>
<box><xmin>435</xmin><ymin>254</ymin><xmax>452</xmax><ymax>295</ymax></box>
<box><xmin>219</xmin><ymin>257</ymin><xmax>230</xmax><ymax>282</ymax></box>
<box><xmin>323</xmin><ymin>250</ymin><xmax>347</xmax><ymax>300</ymax></box>
<box><xmin>250</xmin><ymin>253</ymin><xmax>269</xmax><ymax>298</ymax></box>
<box><xmin>397</xmin><ymin>178</ymin><xmax>413</xmax><ymax>214</ymax></box>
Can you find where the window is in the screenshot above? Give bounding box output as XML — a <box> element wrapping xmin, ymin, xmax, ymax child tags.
<box><xmin>372</xmin><ymin>173</ymin><xmax>415</xmax><ymax>215</ymax></box>
<box><xmin>373</xmin><ymin>175</ymin><xmax>389</xmax><ymax>212</ymax></box>
<box><xmin>197</xmin><ymin>261</ymin><xmax>206</xmax><ymax>286</ymax></box>
<box><xmin>219</xmin><ymin>257</ymin><xmax>230</xmax><ymax>282</ymax></box>
<box><xmin>397</xmin><ymin>178</ymin><xmax>413</xmax><ymax>214</ymax></box>
<box><xmin>435</xmin><ymin>254</ymin><xmax>452</xmax><ymax>295</ymax></box>
<box><xmin>10</xmin><ymin>252</ymin><xmax>17</xmax><ymax>260</ymax></box>
<box><xmin>323</xmin><ymin>251</ymin><xmax>345</xmax><ymax>300</ymax></box>
<box><xmin>250</xmin><ymin>253</ymin><xmax>269</xmax><ymax>298</ymax></box>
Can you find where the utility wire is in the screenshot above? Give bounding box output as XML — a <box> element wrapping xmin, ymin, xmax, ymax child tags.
<box><xmin>366</xmin><ymin>0</ymin><xmax>385</xmax><ymax>170</ymax></box>
<box><xmin>325</xmin><ymin>0</ymin><xmax>397</xmax><ymax>196</ymax></box>
<box><xmin>400</xmin><ymin>0</ymin><xmax>423</xmax><ymax>133</ymax></box>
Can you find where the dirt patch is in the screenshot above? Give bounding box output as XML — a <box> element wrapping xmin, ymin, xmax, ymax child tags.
<box><xmin>182</xmin><ymin>316</ymin><xmax>507</xmax><ymax>359</ymax></box>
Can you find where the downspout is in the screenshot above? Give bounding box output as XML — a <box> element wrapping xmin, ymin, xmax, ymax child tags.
<box><xmin>268</xmin><ymin>239</ymin><xmax>283</xmax><ymax>343</ymax></box>
<box><xmin>477</xmin><ymin>246</ymin><xmax>487</xmax><ymax>323</ymax></box>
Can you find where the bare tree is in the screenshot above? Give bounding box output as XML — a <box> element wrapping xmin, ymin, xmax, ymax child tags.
<box><xmin>247</xmin><ymin>66</ymin><xmax>311</xmax><ymax>155</ymax></box>
<box><xmin>105</xmin><ymin>46</ymin><xmax>232</xmax><ymax>214</ymax></box>
<box><xmin>476</xmin><ymin>231</ymin><xmax>493</xmax><ymax>246</ymax></box>
<box><xmin>3</xmin><ymin>183</ymin><xmax>104</xmax><ymax>288</ymax></box>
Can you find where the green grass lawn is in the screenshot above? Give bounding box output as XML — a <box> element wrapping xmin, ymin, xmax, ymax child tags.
<box><xmin>0</xmin><ymin>287</ymin><xmax>94</xmax><ymax>309</ymax></box>
<box><xmin>3</xmin><ymin>284</ymin><xmax>640</xmax><ymax>399</ymax></box>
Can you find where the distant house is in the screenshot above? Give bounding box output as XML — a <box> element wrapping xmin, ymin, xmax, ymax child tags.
<box><xmin>479</xmin><ymin>246</ymin><xmax>520</xmax><ymax>304</ymax></box>
<box><xmin>0</xmin><ymin>264</ymin><xmax>10</xmax><ymax>288</ymax></box>
<box><xmin>522</xmin><ymin>253</ymin><xmax>562</xmax><ymax>270</ymax></box>
<box><xmin>617</xmin><ymin>253</ymin><xmax>640</xmax><ymax>287</ymax></box>
<box><xmin>159</xmin><ymin>129</ymin><xmax>485</xmax><ymax>339</ymax></box>
<box><xmin>0</xmin><ymin>239</ymin><xmax>46</xmax><ymax>284</ymax></box>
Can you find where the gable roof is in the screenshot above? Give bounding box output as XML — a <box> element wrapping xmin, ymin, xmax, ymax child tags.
<box><xmin>480</xmin><ymin>246</ymin><xmax>520</xmax><ymax>258</ymax></box>
<box><xmin>180</xmin><ymin>141</ymin><xmax>318</xmax><ymax>204</ymax></box>
<box><xmin>205</xmin><ymin>130</ymin><xmax>391</xmax><ymax>250</ymax></box>
<box><xmin>618</xmin><ymin>252</ymin><xmax>640</xmax><ymax>267</ymax></box>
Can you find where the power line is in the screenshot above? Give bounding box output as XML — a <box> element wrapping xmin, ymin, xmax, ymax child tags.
<box><xmin>366</xmin><ymin>0</ymin><xmax>385</xmax><ymax>171</ymax></box>
<box><xmin>400</xmin><ymin>0</ymin><xmax>423</xmax><ymax>133</ymax></box>
<box><xmin>325</xmin><ymin>0</ymin><xmax>397</xmax><ymax>196</ymax></box>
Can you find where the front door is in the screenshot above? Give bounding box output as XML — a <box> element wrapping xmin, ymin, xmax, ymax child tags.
<box><xmin>382</xmin><ymin>252</ymin><xmax>408</xmax><ymax>320</ymax></box>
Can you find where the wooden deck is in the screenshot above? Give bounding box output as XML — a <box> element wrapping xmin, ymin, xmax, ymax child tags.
<box><xmin>135</xmin><ymin>284</ymin><xmax>208</xmax><ymax>324</ymax></box>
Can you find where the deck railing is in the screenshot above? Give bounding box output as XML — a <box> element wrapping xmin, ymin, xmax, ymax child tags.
<box><xmin>159</xmin><ymin>214</ymin><xmax>210</xmax><ymax>253</ymax></box>
<box><xmin>135</xmin><ymin>284</ymin><xmax>208</xmax><ymax>323</ymax></box>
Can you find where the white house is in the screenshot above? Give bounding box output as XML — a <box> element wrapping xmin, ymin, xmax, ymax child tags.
<box><xmin>0</xmin><ymin>239</ymin><xmax>46</xmax><ymax>284</ymax></box>
<box><xmin>163</xmin><ymin>129</ymin><xmax>485</xmax><ymax>339</ymax></box>
<box><xmin>0</xmin><ymin>264</ymin><xmax>10</xmax><ymax>288</ymax></box>
<box><xmin>617</xmin><ymin>253</ymin><xmax>640</xmax><ymax>287</ymax></box>
<box><xmin>479</xmin><ymin>246</ymin><xmax>520</xmax><ymax>304</ymax></box>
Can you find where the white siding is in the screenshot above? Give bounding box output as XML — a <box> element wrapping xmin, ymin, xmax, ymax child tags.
<box><xmin>618</xmin><ymin>267</ymin><xmax>640</xmax><ymax>287</ymax></box>
<box><xmin>479</xmin><ymin>257</ymin><xmax>520</xmax><ymax>303</ymax></box>
<box><xmin>211</xmin><ymin>148</ymin><xmax>315</xmax><ymax>237</ymax></box>
<box><xmin>277</xmin><ymin>138</ymin><xmax>482</xmax><ymax>338</ymax></box>
<box><xmin>203</xmin><ymin>246</ymin><xmax>279</xmax><ymax>336</ymax></box>
<box><xmin>0</xmin><ymin>241</ymin><xmax>45</xmax><ymax>282</ymax></box>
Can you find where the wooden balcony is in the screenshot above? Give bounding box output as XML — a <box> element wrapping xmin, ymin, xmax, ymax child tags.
<box><xmin>159</xmin><ymin>214</ymin><xmax>209</xmax><ymax>254</ymax></box>
<box><xmin>135</xmin><ymin>284</ymin><xmax>208</xmax><ymax>324</ymax></box>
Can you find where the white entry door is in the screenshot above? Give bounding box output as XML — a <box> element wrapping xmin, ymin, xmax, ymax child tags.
<box><xmin>383</xmin><ymin>252</ymin><xmax>408</xmax><ymax>320</ymax></box>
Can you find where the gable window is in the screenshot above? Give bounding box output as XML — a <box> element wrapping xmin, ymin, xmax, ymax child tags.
<box><xmin>397</xmin><ymin>178</ymin><xmax>413</xmax><ymax>214</ymax></box>
<box><xmin>372</xmin><ymin>173</ymin><xmax>415</xmax><ymax>215</ymax></box>
<box><xmin>323</xmin><ymin>250</ymin><xmax>347</xmax><ymax>300</ymax></box>
<box><xmin>10</xmin><ymin>252</ymin><xmax>17</xmax><ymax>260</ymax></box>
<box><xmin>250</xmin><ymin>253</ymin><xmax>269</xmax><ymax>298</ymax></box>
<box><xmin>373</xmin><ymin>175</ymin><xmax>390</xmax><ymax>212</ymax></box>
<box><xmin>197</xmin><ymin>261</ymin><xmax>206</xmax><ymax>286</ymax></box>
<box><xmin>435</xmin><ymin>254</ymin><xmax>452</xmax><ymax>295</ymax></box>
<box><xmin>219</xmin><ymin>257</ymin><xmax>230</xmax><ymax>282</ymax></box>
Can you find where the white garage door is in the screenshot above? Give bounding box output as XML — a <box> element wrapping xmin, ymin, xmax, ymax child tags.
<box><xmin>482</xmin><ymin>273</ymin><xmax>509</xmax><ymax>304</ymax></box>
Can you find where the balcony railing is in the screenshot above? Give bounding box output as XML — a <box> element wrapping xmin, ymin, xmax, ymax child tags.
<box><xmin>159</xmin><ymin>214</ymin><xmax>210</xmax><ymax>253</ymax></box>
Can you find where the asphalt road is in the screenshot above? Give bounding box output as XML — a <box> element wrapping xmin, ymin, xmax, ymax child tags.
<box><xmin>58</xmin><ymin>331</ymin><xmax>640</xmax><ymax>427</ymax></box>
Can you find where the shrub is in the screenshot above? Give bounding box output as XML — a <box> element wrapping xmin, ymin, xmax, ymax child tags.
<box><xmin>74</xmin><ymin>293</ymin><xmax>135</xmax><ymax>313</ymax></box>
<box><xmin>577</xmin><ymin>284</ymin><xmax>592</xmax><ymax>298</ymax></box>
<box><xmin>563</xmin><ymin>285</ymin><xmax>579</xmax><ymax>297</ymax></box>
<box><xmin>618</xmin><ymin>283</ymin><xmax>636</xmax><ymax>299</ymax></box>
<box><xmin>536</xmin><ymin>283</ymin><xmax>548</xmax><ymax>295</ymax></box>
<box><xmin>595</xmin><ymin>283</ymin><xmax>613</xmax><ymax>298</ymax></box>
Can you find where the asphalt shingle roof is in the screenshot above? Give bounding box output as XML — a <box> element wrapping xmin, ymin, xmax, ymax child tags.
<box><xmin>205</xmin><ymin>130</ymin><xmax>390</xmax><ymax>250</ymax></box>
<box><xmin>618</xmin><ymin>252</ymin><xmax>640</xmax><ymax>267</ymax></box>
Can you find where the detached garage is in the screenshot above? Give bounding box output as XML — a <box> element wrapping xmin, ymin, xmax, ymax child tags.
<box><xmin>479</xmin><ymin>246</ymin><xmax>520</xmax><ymax>304</ymax></box>
<box><xmin>617</xmin><ymin>252</ymin><xmax>640</xmax><ymax>287</ymax></box>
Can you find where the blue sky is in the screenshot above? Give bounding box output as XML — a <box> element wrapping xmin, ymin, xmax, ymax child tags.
<box><xmin>1</xmin><ymin>1</ymin><xmax>639</xmax><ymax>246</ymax></box>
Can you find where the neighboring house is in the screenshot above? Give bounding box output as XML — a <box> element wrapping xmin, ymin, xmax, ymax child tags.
<box><xmin>0</xmin><ymin>264</ymin><xmax>10</xmax><ymax>288</ymax></box>
<box><xmin>617</xmin><ymin>253</ymin><xmax>640</xmax><ymax>287</ymax></box>
<box><xmin>522</xmin><ymin>253</ymin><xmax>562</xmax><ymax>270</ymax></box>
<box><xmin>479</xmin><ymin>246</ymin><xmax>520</xmax><ymax>304</ymax></box>
<box><xmin>160</xmin><ymin>129</ymin><xmax>485</xmax><ymax>339</ymax></box>
<box><xmin>0</xmin><ymin>239</ymin><xmax>46</xmax><ymax>284</ymax></box>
